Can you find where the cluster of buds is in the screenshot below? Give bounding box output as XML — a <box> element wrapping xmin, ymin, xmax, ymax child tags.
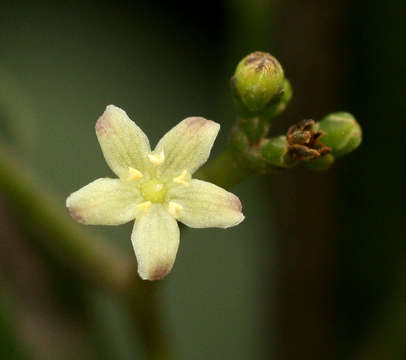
<box><xmin>229</xmin><ymin>51</ymin><xmax>362</xmax><ymax>172</ymax></box>
<box><xmin>260</xmin><ymin>113</ymin><xmax>361</xmax><ymax>170</ymax></box>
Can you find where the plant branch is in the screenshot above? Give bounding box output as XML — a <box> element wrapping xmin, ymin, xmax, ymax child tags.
<box><xmin>195</xmin><ymin>146</ymin><xmax>253</xmax><ymax>189</ymax></box>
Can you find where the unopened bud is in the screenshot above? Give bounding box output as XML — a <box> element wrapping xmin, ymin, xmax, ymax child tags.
<box><xmin>317</xmin><ymin>112</ymin><xmax>362</xmax><ymax>157</ymax></box>
<box><xmin>232</xmin><ymin>51</ymin><xmax>285</xmax><ymax>113</ymax></box>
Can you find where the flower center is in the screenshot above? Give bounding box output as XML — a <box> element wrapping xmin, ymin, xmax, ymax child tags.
<box><xmin>141</xmin><ymin>179</ymin><xmax>167</xmax><ymax>203</ymax></box>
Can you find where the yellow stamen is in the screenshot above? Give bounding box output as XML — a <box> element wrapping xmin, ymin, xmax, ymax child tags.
<box><xmin>148</xmin><ymin>150</ymin><xmax>165</xmax><ymax>166</ymax></box>
<box><xmin>127</xmin><ymin>167</ymin><xmax>143</xmax><ymax>180</ymax></box>
<box><xmin>137</xmin><ymin>201</ymin><xmax>152</xmax><ymax>213</ymax></box>
<box><xmin>168</xmin><ymin>201</ymin><xmax>183</xmax><ymax>218</ymax></box>
<box><xmin>173</xmin><ymin>170</ymin><xmax>189</xmax><ymax>186</ymax></box>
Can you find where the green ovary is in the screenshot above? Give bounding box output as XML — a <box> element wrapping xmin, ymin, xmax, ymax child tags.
<box><xmin>141</xmin><ymin>179</ymin><xmax>167</xmax><ymax>203</ymax></box>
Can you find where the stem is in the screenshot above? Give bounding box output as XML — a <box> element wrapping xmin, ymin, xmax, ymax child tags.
<box><xmin>195</xmin><ymin>147</ymin><xmax>253</xmax><ymax>189</ymax></box>
<box><xmin>125</xmin><ymin>282</ymin><xmax>173</xmax><ymax>360</ymax></box>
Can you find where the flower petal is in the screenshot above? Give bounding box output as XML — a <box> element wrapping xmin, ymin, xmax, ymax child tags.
<box><xmin>167</xmin><ymin>179</ymin><xmax>244</xmax><ymax>228</ymax></box>
<box><xmin>66</xmin><ymin>178</ymin><xmax>141</xmax><ymax>225</ymax></box>
<box><xmin>132</xmin><ymin>204</ymin><xmax>180</xmax><ymax>280</ymax></box>
<box><xmin>154</xmin><ymin>117</ymin><xmax>220</xmax><ymax>178</ymax></box>
<box><xmin>96</xmin><ymin>105</ymin><xmax>151</xmax><ymax>178</ymax></box>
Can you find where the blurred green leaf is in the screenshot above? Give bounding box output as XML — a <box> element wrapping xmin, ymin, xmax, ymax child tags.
<box><xmin>0</xmin><ymin>66</ymin><xmax>36</xmax><ymax>151</ymax></box>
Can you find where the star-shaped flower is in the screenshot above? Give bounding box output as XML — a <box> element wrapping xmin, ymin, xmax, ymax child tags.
<box><xmin>66</xmin><ymin>105</ymin><xmax>245</xmax><ymax>280</ymax></box>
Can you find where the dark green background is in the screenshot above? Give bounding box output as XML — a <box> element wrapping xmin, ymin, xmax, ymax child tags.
<box><xmin>0</xmin><ymin>1</ymin><xmax>404</xmax><ymax>359</ymax></box>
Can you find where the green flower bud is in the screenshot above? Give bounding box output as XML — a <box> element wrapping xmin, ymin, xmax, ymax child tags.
<box><xmin>232</xmin><ymin>51</ymin><xmax>285</xmax><ymax>113</ymax></box>
<box><xmin>261</xmin><ymin>136</ymin><xmax>290</xmax><ymax>168</ymax></box>
<box><xmin>317</xmin><ymin>112</ymin><xmax>362</xmax><ymax>157</ymax></box>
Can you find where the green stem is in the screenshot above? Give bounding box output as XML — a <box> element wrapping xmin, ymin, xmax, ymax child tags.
<box><xmin>195</xmin><ymin>147</ymin><xmax>253</xmax><ymax>189</ymax></box>
<box><xmin>125</xmin><ymin>282</ymin><xmax>173</xmax><ymax>360</ymax></box>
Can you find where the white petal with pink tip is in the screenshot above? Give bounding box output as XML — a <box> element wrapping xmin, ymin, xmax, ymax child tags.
<box><xmin>167</xmin><ymin>179</ymin><xmax>244</xmax><ymax>228</ymax></box>
<box><xmin>96</xmin><ymin>105</ymin><xmax>151</xmax><ymax>178</ymax></box>
<box><xmin>154</xmin><ymin>117</ymin><xmax>220</xmax><ymax>178</ymax></box>
<box><xmin>132</xmin><ymin>204</ymin><xmax>180</xmax><ymax>280</ymax></box>
<box><xmin>66</xmin><ymin>178</ymin><xmax>142</xmax><ymax>225</ymax></box>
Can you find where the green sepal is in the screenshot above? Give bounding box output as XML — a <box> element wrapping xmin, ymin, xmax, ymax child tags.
<box><xmin>302</xmin><ymin>153</ymin><xmax>335</xmax><ymax>171</ymax></box>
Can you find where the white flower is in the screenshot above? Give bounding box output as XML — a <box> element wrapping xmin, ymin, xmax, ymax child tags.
<box><xmin>66</xmin><ymin>105</ymin><xmax>245</xmax><ymax>280</ymax></box>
